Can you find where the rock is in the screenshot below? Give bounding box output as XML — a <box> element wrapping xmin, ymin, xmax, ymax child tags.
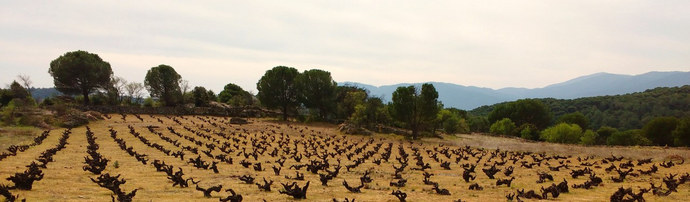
<box><xmin>229</xmin><ymin>117</ymin><xmax>248</xmax><ymax>124</ymax></box>
<box><xmin>339</xmin><ymin>123</ymin><xmax>372</xmax><ymax>135</ymax></box>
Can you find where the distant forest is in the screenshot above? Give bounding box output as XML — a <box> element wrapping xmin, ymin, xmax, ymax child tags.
<box><xmin>470</xmin><ymin>85</ymin><xmax>690</xmax><ymax>131</ymax></box>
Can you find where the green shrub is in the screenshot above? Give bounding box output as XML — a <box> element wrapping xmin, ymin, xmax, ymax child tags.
<box><xmin>580</xmin><ymin>130</ymin><xmax>598</xmax><ymax>145</ymax></box>
<box><xmin>490</xmin><ymin>118</ymin><xmax>516</xmax><ymax>136</ymax></box>
<box><xmin>143</xmin><ymin>97</ymin><xmax>154</xmax><ymax>107</ymax></box>
<box><xmin>540</xmin><ymin>123</ymin><xmax>582</xmax><ymax>144</ymax></box>
<box><xmin>673</xmin><ymin>118</ymin><xmax>690</xmax><ymax>146</ymax></box>
<box><xmin>517</xmin><ymin>123</ymin><xmax>539</xmax><ymax>140</ymax></box>
<box><xmin>607</xmin><ymin>129</ymin><xmax>651</xmax><ymax>146</ymax></box>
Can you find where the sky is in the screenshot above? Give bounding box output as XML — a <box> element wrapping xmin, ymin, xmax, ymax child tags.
<box><xmin>1</xmin><ymin>1</ymin><xmax>689</xmax><ymax>94</ymax></box>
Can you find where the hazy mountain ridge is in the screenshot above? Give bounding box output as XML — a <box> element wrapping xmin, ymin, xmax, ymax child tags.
<box><xmin>343</xmin><ymin>71</ymin><xmax>690</xmax><ymax>110</ymax></box>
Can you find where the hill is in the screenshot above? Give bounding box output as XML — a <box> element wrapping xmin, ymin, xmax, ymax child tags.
<box><xmin>470</xmin><ymin>85</ymin><xmax>690</xmax><ymax>130</ymax></box>
<box><xmin>343</xmin><ymin>71</ymin><xmax>690</xmax><ymax>110</ymax></box>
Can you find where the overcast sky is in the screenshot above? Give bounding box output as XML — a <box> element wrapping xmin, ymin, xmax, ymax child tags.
<box><xmin>1</xmin><ymin>1</ymin><xmax>689</xmax><ymax>94</ymax></box>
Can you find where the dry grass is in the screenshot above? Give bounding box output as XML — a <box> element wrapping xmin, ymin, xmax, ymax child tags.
<box><xmin>0</xmin><ymin>126</ymin><xmax>42</xmax><ymax>150</ymax></box>
<box><xmin>1</xmin><ymin>115</ymin><xmax>689</xmax><ymax>202</ymax></box>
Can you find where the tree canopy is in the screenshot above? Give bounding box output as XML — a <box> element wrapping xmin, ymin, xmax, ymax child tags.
<box><xmin>540</xmin><ymin>123</ymin><xmax>582</xmax><ymax>144</ymax></box>
<box><xmin>297</xmin><ymin>69</ymin><xmax>338</xmax><ymax>120</ymax></box>
<box><xmin>48</xmin><ymin>50</ymin><xmax>113</xmax><ymax>105</ymax></box>
<box><xmin>144</xmin><ymin>64</ymin><xmax>182</xmax><ymax>107</ymax></box>
<box><xmin>256</xmin><ymin>66</ymin><xmax>300</xmax><ymax>121</ymax></box>
<box><xmin>488</xmin><ymin>99</ymin><xmax>552</xmax><ymax>130</ymax></box>
<box><xmin>218</xmin><ymin>83</ymin><xmax>251</xmax><ymax>106</ymax></box>
<box><xmin>390</xmin><ymin>83</ymin><xmax>440</xmax><ymax>139</ymax></box>
<box><xmin>642</xmin><ymin>116</ymin><xmax>680</xmax><ymax>146</ymax></box>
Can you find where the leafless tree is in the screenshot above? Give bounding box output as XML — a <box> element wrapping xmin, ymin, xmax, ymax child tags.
<box><xmin>124</xmin><ymin>82</ymin><xmax>145</xmax><ymax>105</ymax></box>
<box><xmin>17</xmin><ymin>74</ymin><xmax>32</xmax><ymax>96</ymax></box>
<box><xmin>180</xmin><ymin>79</ymin><xmax>190</xmax><ymax>95</ymax></box>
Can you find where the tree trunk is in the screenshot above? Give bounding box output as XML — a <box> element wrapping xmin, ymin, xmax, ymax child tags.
<box><xmin>282</xmin><ymin>104</ymin><xmax>288</xmax><ymax>121</ymax></box>
<box><xmin>82</xmin><ymin>89</ymin><xmax>90</xmax><ymax>105</ymax></box>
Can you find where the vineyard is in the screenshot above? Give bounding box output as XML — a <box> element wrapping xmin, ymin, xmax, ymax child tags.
<box><xmin>1</xmin><ymin>114</ymin><xmax>689</xmax><ymax>202</ymax></box>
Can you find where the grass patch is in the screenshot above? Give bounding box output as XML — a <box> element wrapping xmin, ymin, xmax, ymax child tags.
<box><xmin>0</xmin><ymin>126</ymin><xmax>41</xmax><ymax>149</ymax></box>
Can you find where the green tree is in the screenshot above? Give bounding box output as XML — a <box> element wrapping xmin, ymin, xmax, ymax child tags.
<box><xmin>540</xmin><ymin>123</ymin><xmax>582</xmax><ymax>144</ymax></box>
<box><xmin>0</xmin><ymin>88</ymin><xmax>13</xmax><ymax>107</ymax></box>
<box><xmin>558</xmin><ymin>112</ymin><xmax>589</xmax><ymax>130</ymax></box>
<box><xmin>517</xmin><ymin>123</ymin><xmax>539</xmax><ymax>140</ymax></box>
<box><xmin>488</xmin><ymin>99</ymin><xmax>552</xmax><ymax>130</ymax></box>
<box><xmin>104</xmin><ymin>76</ymin><xmax>126</xmax><ymax>106</ymax></box>
<box><xmin>580</xmin><ymin>130</ymin><xmax>598</xmax><ymax>145</ymax></box>
<box><xmin>192</xmin><ymin>86</ymin><xmax>211</xmax><ymax>107</ymax></box>
<box><xmin>218</xmin><ymin>83</ymin><xmax>250</xmax><ymax>104</ymax></box>
<box><xmin>673</xmin><ymin>118</ymin><xmax>690</xmax><ymax>146</ymax></box>
<box><xmin>144</xmin><ymin>64</ymin><xmax>182</xmax><ymax>107</ymax></box>
<box><xmin>607</xmin><ymin>129</ymin><xmax>650</xmax><ymax>146</ymax></box>
<box><xmin>49</xmin><ymin>50</ymin><xmax>113</xmax><ymax>105</ymax></box>
<box><xmin>297</xmin><ymin>69</ymin><xmax>337</xmax><ymax>120</ymax></box>
<box><xmin>207</xmin><ymin>90</ymin><xmax>217</xmax><ymax>102</ymax></box>
<box><xmin>443</xmin><ymin>116</ymin><xmax>470</xmax><ymax>134</ymax></box>
<box><xmin>390</xmin><ymin>83</ymin><xmax>440</xmax><ymax>139</ymax></box>
<box><xmin>642</xmin><ymin>116</ymin><xmax>680</xmax><ymax>146</ymax></box>
<box><xmin>10</xmin><ymin>81</ymin><xmax>29</xmax><ymax>100</ymax></box>
<box><xmin>596</xmin><ymin>126</ymin><xmax>618</xmax><ymax>145</ymax></box>
<box><xmin>489</xmin><ymin>118</ymin><xmax>516</xmax><ymax>136</ymax></box>
<box><xmin>350</xmin><ymin>96</ymin><xmax>389</xmax><ymax>128</ymax></box>
<box><xmin>256</xmin><ymin>66</ymin><xmax>300</xmax><ymax>121</ymax></box>
<box><xmin>468</xmin><ymin>116</ymin><xmax>490</xmax><ymax>133</ymax></box>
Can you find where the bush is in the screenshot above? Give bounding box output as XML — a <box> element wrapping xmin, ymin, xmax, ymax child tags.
<box><xmin>540</xmin><ymin>123</ymin><xmax>582</xmax><ymax>144</ymax></box>
<box><xmin>40</xmin><ymin>97</ymin><xmax>55</xmax><ymax>107</ymax></box>
<box><xmin>490</xmin><ymin>118</ymin><xmax>516</xmax><ymax>136</ymax></box>
<box><xmin>642</xmin><ymin>117</ymin><xmax>680</xmax><ymax>146</ymax></box>
<box><xmin>607</xmin><ymin>129</ymin><xmax>651</xmax><ymax>146</ymax></box>
<box><xmin>516</xmin><ymin>123</ymin><xmax>539</xmax><ymax>141</ymax></box>
<box><xmin>143</xmin><ymin>97</ymin><xmax>154</xmax><ymax>107</ymax></box>
<box><xmin>580</xmin><ymin>130</ymin><xmax>598</xmax><ymax>145</ymax></box>
<box><xmin>673</xmin><ymin>118</ymin><xmax>690</xmax><ymax>147</ymax></box>
<box><xmin>443</xmin><ymin>116</ymin><xmax>460</xmax><ymax>134</ymax></box>
<box><xmin>596</xmin><ymin>126</ymin><xmax>618</xmax><ymax>145</ymax></box>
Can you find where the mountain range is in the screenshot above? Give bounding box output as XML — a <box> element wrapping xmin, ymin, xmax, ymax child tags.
<box><xmin>342</xmin><ymin>71</ymin><xmax>690</xmax><ymax>110</ymax></box>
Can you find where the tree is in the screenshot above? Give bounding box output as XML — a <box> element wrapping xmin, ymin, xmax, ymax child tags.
<box><xmin>489</xmin><ymin>118</ymin><xmax>516</xmax><ymax>136</ymax></box>
<box><xmin>389</xmin><ymin>83</ymin><xmax>440</xmax><ymax>139</ymax></box>
<box><xmin>334</xmin><ymin>86</ymin><xmax>368</xmax><ymax>120</ymax></box>
<box><xmin>540</xmin><ymin>123</ymin><xmax>582</xmax><ymax>144</ymax></box>
<box><xmin>17</xmin><ymin>74</ymin><xmax>32</xmax><ymax>97</ymax></box>
<box><xmin>0</xmin><ymin>88</ymin><xmax>13</xmax><ymax>107</ymax></box>
<box><xmin>297</xmin><ymin>69</ymin><xmax>338</xmax><ymax>120</ymax></box>
<box><xmin>9</xmin><ymin>81</ymin><xmax>29</xmax><ymax>100</ymax></box>
<box><xmin>642</xmin><ymin>116</ymin><xmax>680</xmax><ymax>146</ymax></box>
<box><xmin>517</xmin><ymin>123</ymin><xmax>539</xmax><ymax>140</ymax></box>
<box><xmin>144</xmin><ymin>64</ymin><xmax>182</xmax><ymax>107</ymax></box>
<box><xmin>468</xmin><ymin>116</ymin><xmax>490</xmax><ymax>133</ymax></box>
<box><xmin>349</xmin><ymin>96</ymin><xmax>389</xmax><ymax>128</ymax></box>
<box><xmin>49</xmin><ymin>50</ymin><xmax>113</xmax><ymax>105</ymax></box>
<box><xmin>558</xmin><ymin>112</ymin><xmax>589</xmax><ymax>130</ymax></box>
<box><xmin>124</xmin><ymin>82</ymin><xmax>145</xmax><ymax>105</ymax></box>
<box><xmin>192</xmin><ymin>86</ymin><xmax>211</xmax><ymax>107</ymax></box>
<box><xmin>104</xmin><ymin>76</ymin><xmax>127</xmax><ymax>105</ymax></box>
<box><xmin>179</xmin><ymin>79</ymin><xmax>190</xmax><ymax>104</ymax></box>
<box><xmin>218</xmin><ymin>83</ymin><xmax>252</xmax><ymax>106</ymax></box>
<box><xmin>488</xmin><ymin>99</ymin><xmax>552</xmax><ymax>130</ymax></box>
<box><xmin>207</xmin><ymin>90</ymin><xmax>217</xmax><ymax>102</ymax></box>
<box><xmin>596</xmin><ymin>126</ymin><xmax>618</xmax><ymax>145</ymax></box>
<box><xmin>580</xmin><ymin>130</ymin><xmax>598</xmax><ymax>145</ymax></box>
<box><xmin>607</xmin><ymin>130</ymin><xmax>650</xmax><ymax>146</ymax></box>
<box><xmin>256</xmin><ymin>66</ymin><xmax>300</xmax><ymax>121</ymax></box>
<box><xmin>673</xmin><ymin>118</ymin><xmax>690</xmax><ymax>147</ymax></box>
